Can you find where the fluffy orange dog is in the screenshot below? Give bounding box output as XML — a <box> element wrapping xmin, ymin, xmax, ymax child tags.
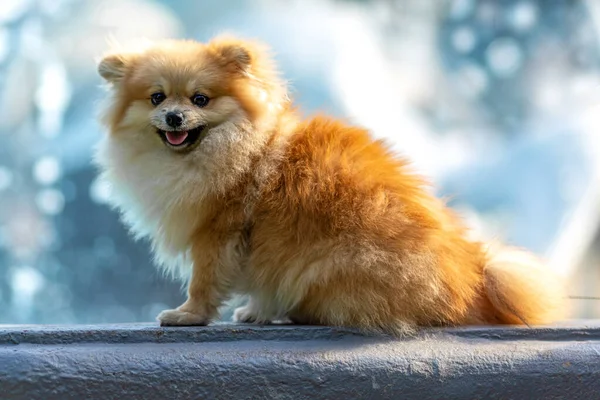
<box><xmin>95</xmin><ymin>36</ymin><xmax>564</xmax><ymax>335</ymax></box>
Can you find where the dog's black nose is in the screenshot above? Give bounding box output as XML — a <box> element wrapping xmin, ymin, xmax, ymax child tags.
<box><xmin>165</xmin><ymin>112</ymin><xmax>184</xmax><ymax>128</ymax></box>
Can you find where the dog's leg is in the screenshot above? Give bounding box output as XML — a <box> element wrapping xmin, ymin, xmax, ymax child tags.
<box><xmin>157</xmin><ymin>232</ymin><xmax>230</xmax><ymax>326</ymax></box>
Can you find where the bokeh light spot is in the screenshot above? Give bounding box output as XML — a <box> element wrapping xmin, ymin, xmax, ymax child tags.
<box><xmin>36</xmin><ymin>189</ymin><xmax>65</xmax><ymax>215</ymax></box>
<box><xmin>33</xmin><ymin>156</ymin><xmax>62</xmax><ymax>185</ymax></box>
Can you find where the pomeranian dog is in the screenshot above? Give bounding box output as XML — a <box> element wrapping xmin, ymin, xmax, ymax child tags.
<box><xmin>95</xmin><ymin>36</ymin><xmax>565</xmax><ymax>335</ymax></box>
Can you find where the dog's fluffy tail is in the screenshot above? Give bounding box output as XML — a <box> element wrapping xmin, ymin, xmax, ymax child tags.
<box><xmin>483</xmin><ymin>245</ymin><xmax>566</xmax><ymax>325</ymax></box>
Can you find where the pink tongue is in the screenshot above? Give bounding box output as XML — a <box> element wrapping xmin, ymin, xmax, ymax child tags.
<box><xmin>165</xmin><ymin>131</ymin><xmax>189</xmax><ymax>145</ymax></box>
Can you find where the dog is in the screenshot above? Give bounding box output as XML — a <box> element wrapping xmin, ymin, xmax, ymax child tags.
<box><xmin>94</xmin><ymin>35</ymin><xmax>564</xmax><ymax>335</ymax></box>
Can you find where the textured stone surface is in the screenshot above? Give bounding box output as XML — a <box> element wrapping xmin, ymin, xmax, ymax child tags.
<box><xmin>1</xmin><ymin>322</ymin><xmax>599</xmax><ymax>399</ymax></box>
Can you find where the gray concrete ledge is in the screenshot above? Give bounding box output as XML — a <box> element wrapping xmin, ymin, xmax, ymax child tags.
<box><xmin>1</xmin><ymin>322</ymin><xmax>600</xmax><ymax>399</ymax></box>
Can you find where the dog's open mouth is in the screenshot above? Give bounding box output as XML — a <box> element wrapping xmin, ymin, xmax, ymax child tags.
<box><xmin>157</xmin><ymin>125</ymin><xmax>205</xmax><ymax>149</ymax></box>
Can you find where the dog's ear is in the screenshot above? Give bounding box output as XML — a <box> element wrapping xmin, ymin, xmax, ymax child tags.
<box><xmin>219</xmin><ymin>44</ymin><xmax>252</xmax><ymax>73</ymax></box>
<box><xmin>98</xmin><ymin>37</ymin><xmax>155</xmax><ymax>83</ymax></box>
<box><xmin>208</xmin><ymin>36</ymin><xmax>257</xmax><ymax>75</ymax></box>
<box><xmin>98</xmin><ymin>53</ymin><xmax>135</xmax><ymax>83</ymax></box>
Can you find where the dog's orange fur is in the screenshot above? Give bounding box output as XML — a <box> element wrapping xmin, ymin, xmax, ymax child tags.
<box><xmin>95</xmin><ymin>36</ymin><xmax>565</xmax><ymax>335</ymax></box>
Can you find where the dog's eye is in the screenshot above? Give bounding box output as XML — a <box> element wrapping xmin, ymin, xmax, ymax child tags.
<box><xmin>191</xmin><ymin>94</ymin><xmax>209</xmax><ymax>107</ymax></box>
<box><xmin>150</xmin><ymin>92</ymin><xmax>166</xmax><ymax>106</ymax></box>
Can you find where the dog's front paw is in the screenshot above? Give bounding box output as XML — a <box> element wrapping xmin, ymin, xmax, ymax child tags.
<box><xmin>157</xmin><ymin>309</ymin><xmax>210</xmax><ymax>326</ymax></box>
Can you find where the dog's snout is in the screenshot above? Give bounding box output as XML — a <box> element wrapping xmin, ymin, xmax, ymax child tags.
<box><xmin>165</xmin><ymin>112</ymin><xmax>184</xmax><ymax>128</ymax></box>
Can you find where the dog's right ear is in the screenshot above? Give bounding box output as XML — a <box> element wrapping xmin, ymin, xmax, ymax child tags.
<box><xmin>98</xmin><ymin>53</ymin><xmax>133</xmax><ymax>83</ymax></box>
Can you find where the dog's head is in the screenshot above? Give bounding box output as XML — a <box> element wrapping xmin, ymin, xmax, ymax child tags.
<box><xmin>98</xmin><ymin>36</ymin><xmax>287</xmax><ymax>155</ymax></box>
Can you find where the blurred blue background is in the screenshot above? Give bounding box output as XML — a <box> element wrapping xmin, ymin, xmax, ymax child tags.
<box><xmin>0</xmin><ymin>0</ymin><xmax>599</xmax><ymax>324</ymax></box>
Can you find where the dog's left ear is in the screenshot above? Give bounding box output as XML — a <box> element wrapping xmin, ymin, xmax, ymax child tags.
<box><xmin>208</xmin><ymin>36</ymin><xmax>256</xmax><ymax>75</ymax></box>
<box><xmin>98</xmin><ymin>53</ymin><xmax>135</xmax><ymax>83</ymax></box>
